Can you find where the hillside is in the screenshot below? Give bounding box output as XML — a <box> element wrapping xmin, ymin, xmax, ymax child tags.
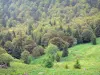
<box><xmin>0</xmin><ymin>38</ymin><xmax>100</xmax><ymax>75</ymax></box>
<box><xmin>0</xmin><ymin>0</ymin><xmax>100</xmax><ymax>75</ymax></box>
<box><xmin>0</xmin><ymin>0</ymin><xmax>100</xmax><ymax>27</ymax></box>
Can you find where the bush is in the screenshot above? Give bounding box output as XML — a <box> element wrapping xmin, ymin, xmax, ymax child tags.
<box><xmin>45</xmin><ymin>44</ymin><xmax>59</xmax><ymax>57</ymax></box>
<box><xmin>91</xmin><ymin>34</ymin><xmax>97</xmax><ymax>45</ymax></box>
<box><xmin>95</xmin><ymin>20</ymin><xmax>100</xmax><ymax>37</ymax></box>
<box><xmin>21</xmin><ymin>50</ymin><xmax>30</xmax><ymax>64</ymax></box>
<box><xmin>65</xmin><ymin>64</ymin><xmax>69</xmax><ymax>69</ymax></box>
<box><xmin>0</xmin><ymin>53</ymin><xmax>14</xmax><ymax>67</ymax></box>
<box><xmin>73</xmin><ymin>29</ymin><xmax>83</xmax><ymax>44</ymax></box>
<box><xmin>49</xmin><ymin>37</ymin><xmax>67</xmax><ymax>50</ymax></box>
<box><xmin>62</xmin><ymin>42</ymin><xmax>69</xmax><ymax>57</ymax></box>
<box><xmin>24</xmin><ymin>36</ymin><xmax>37</xmax><ymax>53</ymax></box>
<box><xmin>43</xmin><ymin>57</ymin><xmax>53</xmax><ymax>68</ymax></box>
<box><xmin>55</xmin><ymin>53</ymin><xmax>60</xmax><ymax>62</ymax></box>
<box><xmin>32</xmin><ymin>46</ymin><xmax>44</xmax><ymax>57</ymax></box>
<box><xmin>4</xmin><ymin>41</ymin><xmax>13</xmax><ymax>54</ymax></box>
<box><xmin>41</xmin><ymin>32</ymin><xmax>58</xmax><ymax>47</ymax></box>
<box><xmin>0</xmin><ymin>47</ymin><xmax>6</xmax><ymax>54</ymax></box>
<box><xmin>37</xmin><ymin>46</ymin><xmax>44</xmax><ymax>55</ymax></box>
<box><xmin>65</xmin><ymin>36</ymin><xmax>74</xmax><ymax>47</ymax></box>
<box><xmin>82</xmin><ymin>29</ymin><xmax>93</xmax><ymax>43</ymax></box>
<box><xmin>74</xmin><ymin>60</ymin><xmax>81</xmax><ymax>69</ymax></box>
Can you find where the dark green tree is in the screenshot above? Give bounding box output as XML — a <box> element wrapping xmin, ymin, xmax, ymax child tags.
<box><xmin>55</xmin><ymin>53</ymin><xmax>60</xmax><ymax>62</ymax></box>
<box><xmin>82</xmin><ymin>29</ymin><xmax>93</xmax><ymax>43</ymax></box>
<box><xmin>0</xmin><ymin>48</ymin><xmax>13</xmax><ymax>67</ymax></box>
<box><xmin>67</xmin><ymin>25</ymin><xmax>72</xmax><ymax>36</ymax></box>
<box><xmin>74</xmin><ymin>59</ymin><xmax>81</xmax><ymax>69</ymax></box>
<box><xmin>27</xmin><ymin>24</ymin><xmax>33</xmax><ymax>35</ymax></box>
<box><xmin>43</xmin><ymin>57</ymin><xmax>53</xmax><ymax>68</ymax></box>
<box><xmin>74</xmin><ymin>29</ymin><xmax>83</xmax><ymax>44</ymax></box>
<box><xmin>95</xmin><ymin>20</ymin><xmax>100</xmax><ymax>37</ymax></box>
<box><xmin>4</xmin><ymin>41</ymin><xmax>13</xmax><ymax>54</ymax></box>
<box><xmin>91</xmin><ymin>34</ymin><xmax>97</xmax><ymax>45</ymax></box>
<box><xmin>62</xmin><ymin>44</ymin><xmax>68</xmax><ymax>57</ymax></box>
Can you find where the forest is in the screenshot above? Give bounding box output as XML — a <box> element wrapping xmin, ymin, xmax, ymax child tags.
<box><xmin>0</xmin><ymin>0</ymin><xmax>100</xmax><ymax>75</ymax></box>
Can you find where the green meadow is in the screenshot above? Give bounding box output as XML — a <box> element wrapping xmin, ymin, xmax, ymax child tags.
<box><xmin>0</xmin><ymin>38</ymin><xmax>100</xmax><ymax>75</ymax></box>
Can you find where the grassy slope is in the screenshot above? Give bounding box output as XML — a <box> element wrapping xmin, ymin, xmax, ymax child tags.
<box><xmin>0</xmin><ymin>38</ymin><xmax>100</xmax><ymax>75</ymax></box>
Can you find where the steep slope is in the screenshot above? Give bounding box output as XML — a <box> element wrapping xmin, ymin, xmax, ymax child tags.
<box><xmin>0</xmin><ymin>0</ymin><xmax>100</xmax><ymax>27</ymax></box>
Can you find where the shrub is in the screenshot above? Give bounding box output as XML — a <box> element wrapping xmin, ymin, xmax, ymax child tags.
<box><xmin>74</xmin><ymin>60</ymin><xmax>81</xmax><ymax>69</ymax></box>
<box><xmin>73</xmin><ymin>29</ymin><xmax>83</xmax><ymax>44</ymax></box>
<box><xmin>91</xmin><ymin>34</ymin><xmax>97</xmax><ymax>45</ymax></box>
<box><xmin>21</xmin><ymin>50</ymin><xmax>30</xmax><ymax>64</ymax></box>
<box><xmin>49</xmin><ymin>37</ymin><xmax>67</xmax><ymax>50</ymax></box>
<box><xmin>0</xmin><ymin>47</ymin><xmax>6</xmax><ymax>55</ymax></box>
<box><xmin>82</xmin><ymin>29</ymin><xmax>93</xmax><ymax>43</ymax></box>
<box><xmin>62</xmin><ymin>42</ymin><xmax>69</xmax><ymax>57</ymax></box>
<box><xmin>65</xmin><ymin>64</ymin><xmax>69</xmax><ymax>69</ymax></box>
<box><xmin>32</xmin><ymin>48</ymin><xmax>41</xmax><ymax>58</ymax></box>
<box><xmin>41</xmin><ymin>32</ymin><xmax>58</xmax><ymax>47</ymax></box>
<box><xmin>95</xmin><ymin>19</ymin><xmax>100</xmax><ymax>37</ymax></box>
<box><xmin>45</xmin><ymin>44</ymin><xmax>59</xmax><ymax>57</ymax></box>
<box><xmin>65</xmin><ymin>36</ymin><xmax>74</xmax><ymax>47</ymax></box>
<box><xmin>4</xmin><ymin>41</ymin><xmax>13</xmax><ymax>54</ymax></box>
<box><xmin>55</xmin><ymin>53</ymin><xmax>60</xmax><ymax>62</ymax></box>
<box><xmin>0</xmin><ymin>53</ymin><xmax>14</xmax><ymax>67</ymax></box>
<box><xmin>44</xmin><ymin>57</ymin><xmax>53</xmax><ymax>68</ymax></box>
<box><xmin>32</xmin><ymin>46</ymin><xmax>44</xmax><ymax>57</ymax></box>
<box><xmin>37</xmin><ymin>46</ymin><xmax>44</xmax><ymax>55</ymax></box>
<box><xmin>24</xmin><ymin>37</ymin><xmax>37</xmax><ymax>53</ymax></box>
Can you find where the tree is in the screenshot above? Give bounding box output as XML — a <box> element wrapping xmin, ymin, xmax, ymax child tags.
<box><xmin>0</xmin><ymin>47</ymin><xmax>6</xmax><ymax>55</ymax></box>
<box><xmin>95</xmin><ymin>20</ymin><xmax>100</xmax><ymax>37</ymax></box>
<box><xmin>27</xmin><ymin>24</ymin><xmax>33</xmax><ymax>35</ymax></box>
<box><xmin>55</xmin><ymin>53</ymin><xmax>60</xmax><ymax>62</ymax></box>
<box><xmin>74</xmin><ymin>59</ymin><xmax>81</xmax><ymax>69</ymax></box>
<box><xmin>12</xmin><ymin>46</ymin><xmax>22</xmax><ymax>59</ymax></box>
<box><xmin>65</xmin><ymin>64</ymin><xmax>69</xmax><ymax>69</ymax></box>
<box><xmin>32</xmin><ymin>46</ymin><xmax>44</xmax><ymax>57</ymax></box>
<box><xmin>86</xmin><ymin>0</ymin><xmax>98</xmax><ymax>7</ymax></box>
<box><xmin>0</xmin><ymin>47</ymin><xmax>13</xmax><ymax>67</ymax></box>
<box><xmin>43</xmin><ymin>57</ymin><xmax>53</xmax><ymax>68</ymax></box>
<box><xmin>49</xmin><ymin>37</ymin><xmax>67</xmax><ymax>50</ymax></box>
<box><xmin>82</xmin><ymin>29</ymin><xmax>93</xmax><ymax>43</ymax></box>
<box><xmin>12</xmin><ymin>37</ymin><xmax>23</xmax><ymax>59</ymax></box>
<box><xmin>45</xmin><ymin>44</ymin><xmax>59</xmax><ymax>61</ymax></box>
<box><xmin>65</xmin><ymin>36</ymin><xmax>74</xmax><ymax>47</ymax></box>
<box><xmin>59</xmin><ymin>25</ymin><xmax>63</xmax><ymax>30</ymax></box>
<box><xmin>41</xmin><ymin>32</ymin><xmax>58</xmax><ymax>47</ymax></box>
<box><xmin>21</xmin><ymin>50</ymin><xmax>30</xmax><ymax>64</ymax></box>
<box><xmin>0</xmin><ymin>53</ymin><xmax>13</xmax><ymax>67</ymax></box>
<box><xmin>91</xmin><ymin>34</ymin><xmax>96</xmax><ymax>45</ymax></box>
<box><xmin>37</xmin><ymin>46</ymin><xmax>44</xmax><ymax>55</ymax></box>
<box><xmin>4</xmin><ymin>41</ymin><xmax>13</xmax><ymax>54</ymax></box>
<box><xmin>46</xmin><ymin>44</ymin><xmax>58</xmax><ymax>56</ymax></box>
<box><xmin>24</xmin><ymin>36</ymin><xmax>37</xmax><ymax>53</ymax></box>
<box><xmin>67</xmin><ymin>25</ymin><xmax>72</xmax><ymax>36</ymax></box>
<box><xmin>4</xmin><ymin>32</ymin><xmax>12</xmax><ymax>42</ymax></box>
<box><xmin>74</xmin><ymin>29</ymin><xmax>83</xmax><ymax>44</ymax></box>
<box><xmin>62</xmin><ymin>43</ymin><xmax>68</xmax><ymax>57</ymax></box>
<box><xmin>12</xmin><ymin>31</ymin><xmax>16</xmax><ymax>38</ymax></box>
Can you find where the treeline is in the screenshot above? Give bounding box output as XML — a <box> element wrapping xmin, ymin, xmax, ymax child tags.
<box><xmin>0</xmin><ymin>18</ymin><xmax>100</xmax><ymax>61</ymax></box>
<box><xmin>0</xmin><ymin>0</ymin><xmax>100</xmax><ymax>27</ymax></box>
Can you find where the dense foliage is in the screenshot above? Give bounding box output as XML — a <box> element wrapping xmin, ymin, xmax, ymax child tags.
<box><xmin>0</xmin><ymin>0</ymin><xmax>100</xmax><ymax>67</ymax></box>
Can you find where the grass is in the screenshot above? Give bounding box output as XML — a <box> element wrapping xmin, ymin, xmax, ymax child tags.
<box><xmin>0</xmin><ymin>38</ymin><xmax>100</xmax><ymax>75</ymax></box>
